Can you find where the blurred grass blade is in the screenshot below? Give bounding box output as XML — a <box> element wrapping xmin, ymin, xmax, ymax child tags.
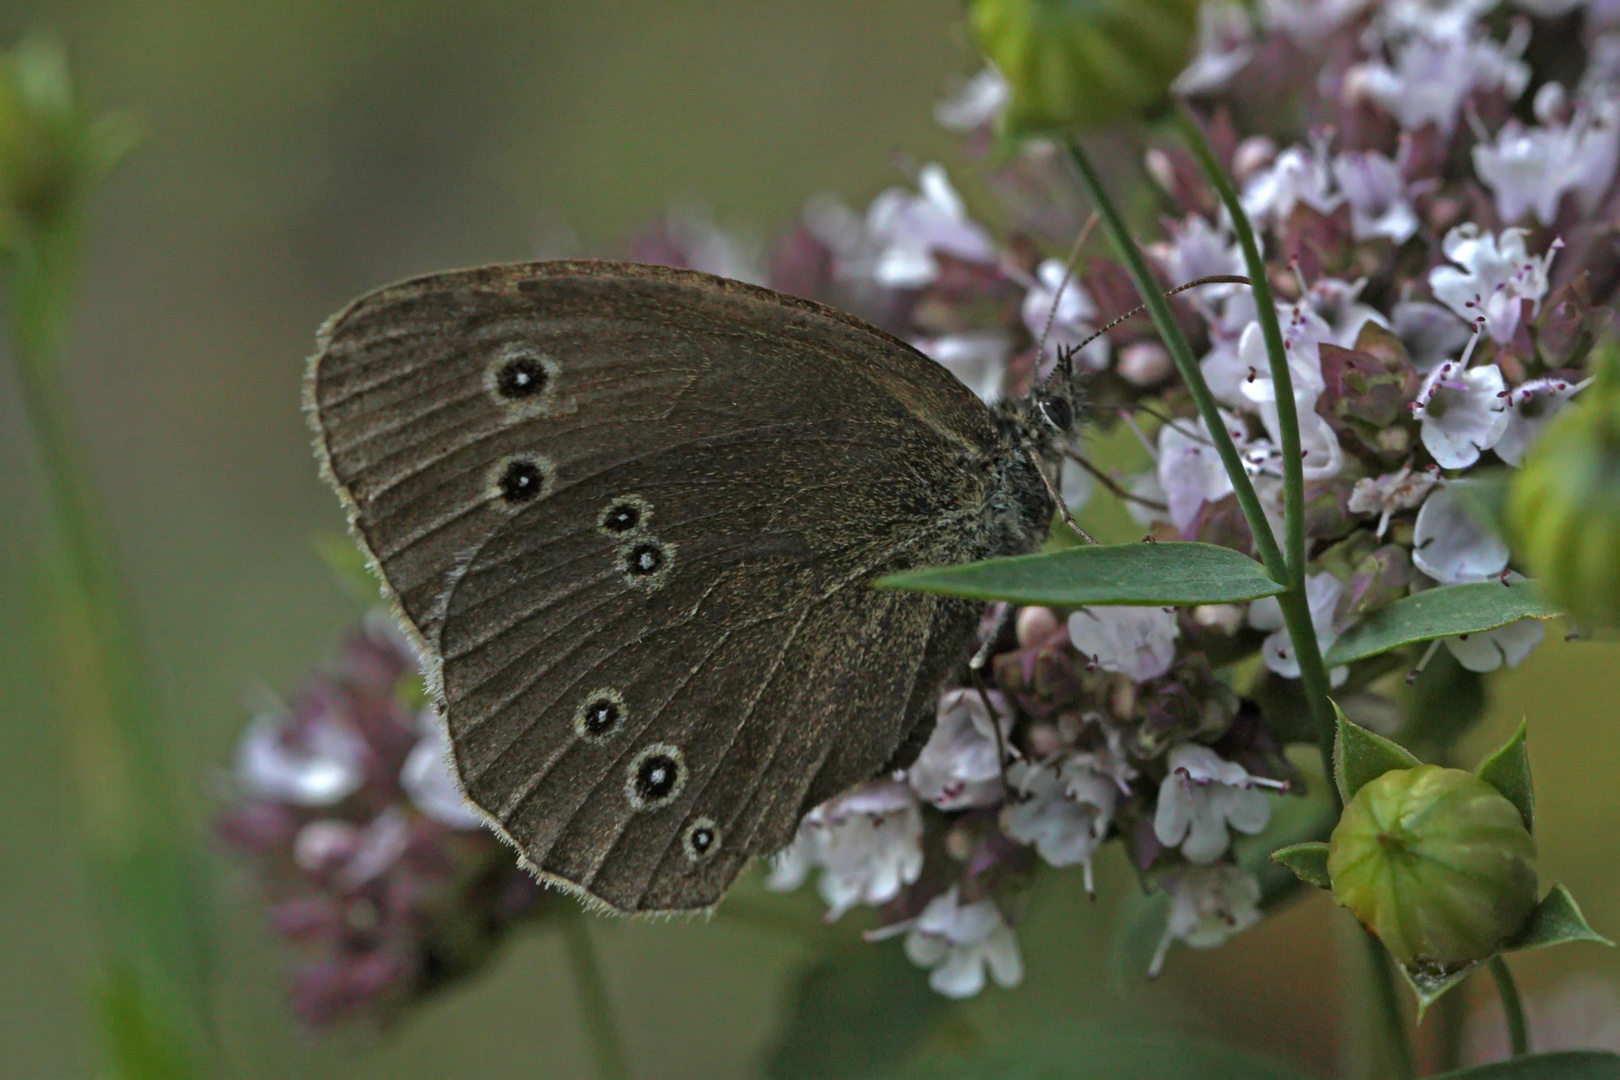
<box><xmin>876</xmin><ymin>541</ymin><xmax>1285</xmax><ymax>606</ymax></box>
<box><xmin>1324</xmin><ymin>581</ymin><xmax>1558</xmax><ymax>666</ymax></box>
<box><xmin>98</xmin><ymin>963</ymin><xmax>205</xmax><ymax>1080</ymax></box>
<box><xmin>4</xmin><ymin>35</ymin><xmax>212</xmax><ymax>1079</ymax></box>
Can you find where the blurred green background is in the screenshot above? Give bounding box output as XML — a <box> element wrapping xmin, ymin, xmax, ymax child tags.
<box><xmin>2</xmin><ymin>2</ymin><xmax>1617</xmax><ymax>1077</ymax></box>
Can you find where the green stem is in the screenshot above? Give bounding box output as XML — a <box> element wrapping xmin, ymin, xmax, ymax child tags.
<box><xmin>1489</xmin><ymin>955</ymin><xmax>1530</xmax><ymax>1058</ymax></box>
<box><xmin>1433</xmin><ymin>975</ymin><xmax>1469</xmax><ymax>1074</ymax></box>
<box><xmin>560</xmin><ymin>914</ymin><xmax>633</xmax><ymax>1080</ymax></box>
<box><xmin>1062</xmin><ymin>139</ymin><xmax>1288</xmax><ymax>583</ymax></box>
<box><xmin>1173</xmin><ymin>109</ymin><xmax>1305</xmax><ymax>579</ymax></box>
<box><xmin>1171</xmin><ymin>108</ymin><xmax>1339</xmax><ymax>790</ymax></box>
<box><xmin>1363</xmin><ymin>933</ymin><xmax>1416</xmax><ymax>1080</ymax></box>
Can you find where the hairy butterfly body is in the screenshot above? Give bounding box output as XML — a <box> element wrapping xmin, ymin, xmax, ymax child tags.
<box><xmin>306</xmin><ymin>259</ymin><xmax>1081</xmax><ymax>913</ymax></box>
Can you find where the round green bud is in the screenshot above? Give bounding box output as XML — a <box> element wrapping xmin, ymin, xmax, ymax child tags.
<box><xmin>1328</xmin><ymin>765</ymin><xmax>1537</xmax><ymax>974</ymax></box>
<box><xmin>1507</xmin><ymin>350</ymin><xmax>1620</xmax><ymax>627</ymax></box>
<box><xmin>968</xmin><ymin>0</ymin><xmax>1200</xmax><ymax>133</ymax></box>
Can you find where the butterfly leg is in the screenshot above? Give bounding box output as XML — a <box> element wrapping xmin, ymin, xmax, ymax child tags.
<box><xmin>968</xmin><ymin>601</ymin><xmax>1018</xmax><ymax>795</ymax></box>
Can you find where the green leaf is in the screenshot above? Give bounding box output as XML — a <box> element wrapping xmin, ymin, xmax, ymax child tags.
<box><xmin>1324</xmin><ymin>581</ymin><xmax>1558</xmax><ymax>666</ymax></box>
<box><xmin>1397</xmin><ymin>959</ymin><xmax>1477</xmax><ymax>1018</ymax></box>
<box><xmin>1508</xmin><ymin>883</ymin><xmax>1613</xmax><ymax>953</ymax></box>
<box><xmin>1334</xmin><ymin>703</ymin><xmax>1422</xmax><ymax>805</ymax></box>
<box><xmin>1476</xmin><ymin>721</ymin><xmax>1535</xmax><ymax>833</ymax></box>
<box><xmin>872</xmin><ymin>1024</ymin><xmax>1312</xmax><ymax>1079</ymax></box>
<box><xmin>1270</xmin><ymin>843</ymin><xmax>1332</xmax><ymax>890</ymax></box>
<box><xmin>764</xmin><ymin>945</ymin><xmax>948</xmax><ymax>1080</ymax></box>
<box><xmin>875</xmin><ymin>542</ymin><xmax>1284</xmax><ymax>606</ymax></box>
<box><xmin>1428</xmin><ymin>1051</ymin><xmax>1620</xmax><ymax>1079</ymax></box>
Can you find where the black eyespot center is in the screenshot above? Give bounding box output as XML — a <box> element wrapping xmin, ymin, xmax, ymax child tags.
<box><xmin>496</xmin><ymin>356</ymin><xmax>547</xmax><ymax>399</ymax></box>
<box><xmin>626</xmin><ymin>541</ymin><xmax>664</xmax><ymax>576</ymax></box>
<box><xmin>682</xmin><ymin>816</ymin><xmax>720</xmax><ymax>861</ymax></box>
<box><xmin>604</xmin><ymin>502</ymin><xmax>640</xmax><ymax>533</ymax></box>
<box><xmin>497</xmin><ymin>458</ymin><xmax>545</xmax><ymax>503</ymax></box>
<box><xmin>584</xmin><ymin>699</ymin><xmax>619</xmax><ymax>735</ymax></box>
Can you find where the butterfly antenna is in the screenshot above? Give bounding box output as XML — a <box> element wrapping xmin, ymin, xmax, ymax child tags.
<box><xmin>1039</xmin><ymin>273</ymin><xmax>1250</xmax><ymax>392</ymax></box>
<box><xmin>1034</xmin><ymin>213</ymin><xmax>1100</xmax><ymax>369</ymax></box>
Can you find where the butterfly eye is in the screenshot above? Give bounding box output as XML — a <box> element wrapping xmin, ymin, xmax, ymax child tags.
<box><xmin>1038</xmin><ymin>394</ymin><xmax>1073</xmax><ymax>432</ymax></box>
<box><xmin>683</xmin><ymin>817</ymin><xmax>721</xmax><ymax>862</ymax></box>
<box><xmin>626</xmin><ymin>744</ymin><xmax>686</xmax><ymax>810</ymax></box>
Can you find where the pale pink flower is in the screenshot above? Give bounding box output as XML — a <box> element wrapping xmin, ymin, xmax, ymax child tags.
<box><xmin>899</xmin><ymin>887</ymin><xmax>1024</xmax><ymax>998</ymax></box>
<box><xmin>1149</xmin><ymin>865</ymin><xmax>1263</xmax><ymax>977</ymax></box>
<box><xmin>1429</xmin><ymin>224</ymin><xmax>1557</xmax><ymax>344</ymax></box>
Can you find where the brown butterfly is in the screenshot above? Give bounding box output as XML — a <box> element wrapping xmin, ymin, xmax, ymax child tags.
<box><xmin>306</xmin><ymin>260</ymin><xmax>1081</xmax><ymax>913</ymax></box>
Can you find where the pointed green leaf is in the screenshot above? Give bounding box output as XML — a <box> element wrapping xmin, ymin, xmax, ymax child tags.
<box><xmin>1324</xmin><ymin>580</ymin><xmax>1558</xmax><ymax>666</ymax></box>
<box><xmin>1334</xmin><ymin>703</ymin><xmax>1422</xmax><ymax>805</ymax></box>
<box><xmin>1508</xmin><ymin>883</ymin><xmax>1613</xmax><ymax>953</ymax></box>
<box><xmin>875</xmin><ymin>542</ymin><xmax>1284</xmax><ymax>606</ymax></box>
<box><xmin>1270</xmin><ymin>843</ymin><xmax>1332</xmax><ymax>890</ymax></box>
<box><xmin>1398</xmin><ymin>957</ymin><xmax>1478</xmax><ymax>1018</ymax></box>
<box><xmin>1476</xmin><ymin>721</ymin><xmax>1535</xmax><ymax>833</ymax></box>
<box><xmin>1428</xmin><ymin>1051</ymin><xmax>1620</xmax><ymax>1079</ymax></box>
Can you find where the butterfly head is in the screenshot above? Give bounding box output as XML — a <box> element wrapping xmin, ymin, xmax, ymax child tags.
<box><xmin>1030</xmin><ymin>341</ymin><xmax>1087</xmax><ymax>444</ymax></box>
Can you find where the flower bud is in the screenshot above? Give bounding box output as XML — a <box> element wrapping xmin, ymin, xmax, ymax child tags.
<box><xmin>968</xmin><ymin>0</ymin><xmax>1199</xmax><ymax>132</ymax></box>
<box><xmin>1328</xmin><ymin>765</ymin><xmax>1537</xmax><ymax>973</ymax></box>
<box><xmin>1507</xmin><ymin>340</ymin><xmax>1620</xmax><ymax>627</ymax></box>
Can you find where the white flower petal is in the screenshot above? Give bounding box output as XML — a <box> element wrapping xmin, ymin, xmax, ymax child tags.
<box><xmin>399</xmin><ymin>712</ymin><xmax>485</xmax><ymax>829</ymax></box>
<box><xmin>1413</xmin><ymin>483</ymin><xmax>1510</xmax><ymax>583</ymax></box>
<box><xmin>1067</xmin><ymin>606</ymin><xmax>1180</xmax><ymax>681</ymax></box>
<box><xmin>1443</xmin><ymin>618</ymin><xmax>1547</xmax><ymax>671</ymax></box>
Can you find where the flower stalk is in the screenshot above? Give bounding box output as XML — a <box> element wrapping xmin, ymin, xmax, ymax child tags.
<box><xmin>1489</xmin><ymin>955</ymin><xmax>1530</xmax><ymax>1058</ymax></box>
<box><xmin>1062</xmin><ymin>140</ymin><xmax>1287</xmax><ymax>581</ymax></box>
<box><xmin>1172</xmin><ymin>107</ymin><xmax>1339</xmax><ymax>782</ymax></box>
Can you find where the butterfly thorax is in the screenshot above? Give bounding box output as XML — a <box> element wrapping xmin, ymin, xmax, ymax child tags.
<box><xmin>971</xmin><ymin>395</ymin><xmax>1065</xmax><ymax>561</ymax></box>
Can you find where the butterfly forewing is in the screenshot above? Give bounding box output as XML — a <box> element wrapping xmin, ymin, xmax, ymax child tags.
<box><xmin>308</xmin><ymin>260</ymin><xmax>995</xmax><ymax>912</ymax></box>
